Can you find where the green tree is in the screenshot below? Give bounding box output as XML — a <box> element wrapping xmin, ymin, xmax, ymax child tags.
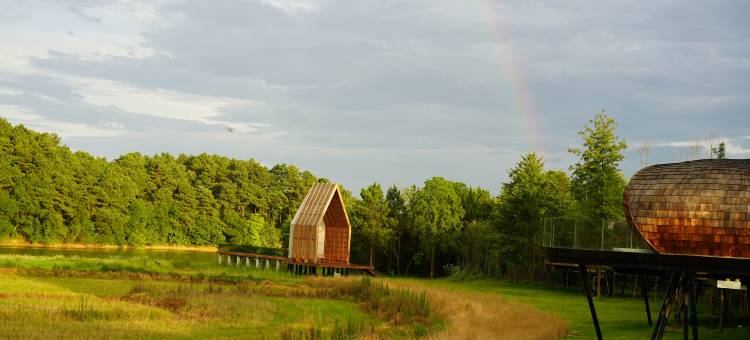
<box><xmin>409</xmin><ymin>177</ymin><xmax>464</xmax><ymax>278</ymax></box>
<box><xmin>568</xmin><ymin>111</ymin><xmax>628</xmax><ymax>248</ymax></box>
<box><xmin>385</xmin><ymin>185</ymin><xmax>407</xmax><ymax>275</ymax></box>
<box><xmin>712</xmin><ymin>142</ymin><xmax>727</xmax><ymax>160</ymax></box>
<box><xmin>495</xmin><ymin>153</ymin><xmax>560</xmax><ymax>279</ymax></box>
<box><xmin>351</xmin><ymin>183</ymin><xmax>394</xmax><ymax>267</ymax></box>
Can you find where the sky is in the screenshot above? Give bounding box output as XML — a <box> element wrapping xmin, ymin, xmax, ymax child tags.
<box><xmin>1</xmin><ymin>0</ymin><xmax>748</xmax><ymax>194</ymax></box>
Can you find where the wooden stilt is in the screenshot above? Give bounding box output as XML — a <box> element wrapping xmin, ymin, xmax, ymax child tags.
<box><xmin>218</xmin><ymin>254</ymin><xmax>222</xmax><ymax>265</ymax></box>
<box><xmin>580</xmin><ymin>264</ymin><xmax>603</xmax><ymax>340</ymax></box>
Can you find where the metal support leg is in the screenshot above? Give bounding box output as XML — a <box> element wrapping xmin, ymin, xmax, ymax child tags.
<box><xmin>651</xmin><ymin>273</ymin><xmax>681</xmax><ymax>340</ymax></box>
<box><xmin>683</xmin><ymin>285</ymin><xmax>689</xmax><ymax>340</ymax></box>
<box><xmin>641</xmin><ymin>274</ymin><xmax>653</xmax><ymax>325</ymax></box>
<box><xmin>580</xmin><ymin>264</ymin><xmax>603</xmax><ymax>340</ymax></box>
<box><xmin>689</xmin><ymin>274</ymin><xmax>698</xmax><ymax>340</ymax></box>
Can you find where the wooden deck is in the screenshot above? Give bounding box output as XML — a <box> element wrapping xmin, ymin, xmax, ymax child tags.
<box><xmin>217</xmin><ymin>251</ymin><xmax>377</xmax><ymax>276</ymax></box>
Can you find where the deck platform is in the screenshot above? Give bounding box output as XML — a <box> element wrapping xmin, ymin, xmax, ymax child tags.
<box><xmin>217</xmin><ymin>250</ymin><xmax>377</xmax><ymax>276</ymax></box>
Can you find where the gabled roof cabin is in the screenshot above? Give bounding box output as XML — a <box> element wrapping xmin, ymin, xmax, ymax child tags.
<box><xmin>288</xmin><ymin>183</ymin><xmax>352</xmax><ymax>264</ymax></box>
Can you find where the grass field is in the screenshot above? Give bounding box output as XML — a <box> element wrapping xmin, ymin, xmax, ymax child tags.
<box><xmin>0</xmin><ymin>254</ymin><xmax>438</xmax><ymax>339</ymax></box>
<box><xmin>0</xmin><ymin>253</ymin><xmax>747</xmax><ymax>339</ymax></box>
<box><xmin>401</xmin><ymin>277</ymin><xmax>750</xmax><ymax>340</ymax></box>
<box><xmin>0</xmin><ymin>271</ymin><xmax>385</xmax><ymax>339</ymax></box>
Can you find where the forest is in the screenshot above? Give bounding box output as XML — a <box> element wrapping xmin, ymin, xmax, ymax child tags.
<box><xmin>0</xmin><ymin>112</ymin><xmax>629</xmax><ymax>278</ymax></box>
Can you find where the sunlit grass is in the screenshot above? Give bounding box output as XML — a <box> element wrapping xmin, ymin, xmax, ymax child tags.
<box><xmin>0</xmin><ymin>253</ymin><xmax>303</xmax><ymax>284</ymax></box>
<box><xmin>0</xmin><ymin>254</ymin><xmax>442</xmax><ymax>339</ymax></box>
<box><xmin>398</xmin><ymin>277</ymin><xmax>750</xmax><ymax>340</ymax></box>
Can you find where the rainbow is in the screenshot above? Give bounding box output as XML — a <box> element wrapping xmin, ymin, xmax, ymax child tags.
<box><xmin>479</xmin><ymin>0</ymin><xmax>544</xmax><ymax>154</ymax></box>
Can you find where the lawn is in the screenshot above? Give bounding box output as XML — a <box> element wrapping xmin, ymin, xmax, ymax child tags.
<box><xmin>400</xmin><ymin>277</ymin><xmax>750</xmax><ymax>340</ymax></box>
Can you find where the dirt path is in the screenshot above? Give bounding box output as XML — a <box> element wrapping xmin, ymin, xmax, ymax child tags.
<box><xmin>386</xmin><ymin>280</ymin><xmax>567</xmax><ymax>340</ymax></box>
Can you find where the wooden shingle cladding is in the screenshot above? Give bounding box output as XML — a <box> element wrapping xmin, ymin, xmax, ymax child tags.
<box><xmin>624</xmin><ymin>159</ymin><xmax>750</xmax><ymax>258</ymax></box>
<box><xmin>288</xmin><ymin>183</ymin><xmax>352</xmax><ymax>264</ymax></box>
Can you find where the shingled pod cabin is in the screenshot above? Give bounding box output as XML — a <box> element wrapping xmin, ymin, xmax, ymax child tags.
<box><xmin>624</xmin><ymin>159</ymin><xmax>750</xmax><ymax>258</ymax></box>
<box><xmin>288</xmin><ymin>183</ymin><xmax>351</xmax><ymax>264</ymax></box>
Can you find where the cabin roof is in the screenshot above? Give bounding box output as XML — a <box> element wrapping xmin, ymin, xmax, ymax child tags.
<box><xmin>290</xmin><ymin>183</ymin><xmax>350</xmax><ymax>228</ymax></box>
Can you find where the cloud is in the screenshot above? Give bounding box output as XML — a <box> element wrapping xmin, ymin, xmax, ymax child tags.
<box><xmin>1</xmin><ymin>0</ymin><xmax>748</xmax><ymax>192</ymax></box>
<box><xmin>68</xmin><ymin>6</ymin><xmax>102</xmax><ymax>23</ymax></box>
<box><xmin>654</xmin><ymin>137</ymin><xmax>750</xmax><ymax>156</ymax></box>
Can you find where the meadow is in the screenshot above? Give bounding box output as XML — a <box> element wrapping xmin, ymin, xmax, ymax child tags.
<box><xmin>0</xmin><ymin>252</ymin><xmax>746</xmax><ymax>339</ymax></box>
<box><xmin>0</xmin><ymin>253</ymin><xmax>441</xmax><ymax>339</ymax></box>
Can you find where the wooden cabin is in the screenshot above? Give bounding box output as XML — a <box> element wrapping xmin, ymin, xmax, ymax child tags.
<box><xmin>287</xmin><ymin>183</ymin><xmax>352</xmax><ymax>264</ymax></box>
<box><xmin>624</xmin><ymin>159</ymin><xmax>750</xmax><ymax>258</ymax></box>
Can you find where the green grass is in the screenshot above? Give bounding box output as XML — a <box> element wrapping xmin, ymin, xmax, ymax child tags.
<box><xmin>400</xmin><ymin>277</ymin><xmax>750</xmax><ymax>339</ymax></box>
<box><xmin>0</xmin><ymin>253</ymin><xmax>304</xmax><ymax>284</ymax></box>
<box><xmin>5</xmin><ymin>253</ymin><xmax>746</xmax><ymax>339</ymax></box>
<box><xmin>0</xmin><ymin>254</ymin><xmax>438</xmax><ymax>339</ymax></box>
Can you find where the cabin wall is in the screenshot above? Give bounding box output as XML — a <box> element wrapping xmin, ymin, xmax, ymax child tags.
<box><xmin>290</xmin><ymin>224</ymin><xmax>318</xmax><ymax>262</ymax></box>
<box><xmin>322</xmin><ymin>191</ymin><xmax>350</xmax><ymax>263</ymax></box>
<box><xmin>287</xmin><ymin>183</ymin><xmax>353</xmax><ymax>264</ymax></box>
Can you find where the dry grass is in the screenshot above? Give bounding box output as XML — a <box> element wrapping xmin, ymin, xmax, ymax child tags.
<box><xmin>386</xmin><ymin>280</ymin><xmax>567</xmax><ymax>340</ymax></box>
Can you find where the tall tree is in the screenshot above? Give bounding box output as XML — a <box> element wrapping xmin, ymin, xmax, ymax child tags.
<box><xmin>351</xmin><ymin>183</ymin><xmax>394</xmax><ymax>267</ymax></box>
<box><xmin>385</xmin><ymin>185</ymin><xmax>407</xmax><ymax>274</ymax></box>
<box><xmin>409</xmin><ymin>177</ymin><xmax>464</xmax><ymax>278</ymax></box>
<box><xmin>568</xmin><ymin>111</ymin><xmax>628</xmax><ymax>248</ymax></box>
<box><xmin>712</xmin><ymin>142</ymin><xmax>727</xmax><ymax>160</ymax></box>
<box><xmin>495</xmin><ymin>153</ymin><xmax>567</xmax><ymax>279</ymax></box>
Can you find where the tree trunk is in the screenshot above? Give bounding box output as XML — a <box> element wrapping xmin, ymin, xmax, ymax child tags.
<box><xmin>430</xmin><ymin>252</ymin><xmax>436</xmax><ymax>279</ymax></box>
<box><xmin>396</xmin><ymin>232</ymin><xmax>401</xmax><ymax>276</ymax></box>
<box><xmin>369</xmin><ymin>239</ymin><xmax>374</xmax><ymax>267</ymax></box>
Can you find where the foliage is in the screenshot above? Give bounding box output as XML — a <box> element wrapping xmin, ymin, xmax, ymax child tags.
<box><xmin>494</xmin><ymin>153</ymin><xmax>573</xmax><ymax>279</ymax></box>
<box><xmin>409</xmin><ymin>177</ymin><xmax>464</xmax><ymax>278</ymax></box>
<box><xmin>0</xmin><ymin>118</ymin><xmax>314</xmax><ymax>247</ymax></box>
<box><xmin>712</xmin><ymin>142</ymin><xmax>727</xmax><ymax>160</ymax></box>
<box><xmin>568</xmin><ymin>111</ymin><xmax>628</xmax><ymax>247</ymax></box>
<box><xmin>349</xmin><ymin>183</ymin><xmax>394</xmax><ymax>266</ymax></box>
<box><xmin>1</xmin><ymin>111</ymin><xmax>633</xmax><ymax>279</ymax></box>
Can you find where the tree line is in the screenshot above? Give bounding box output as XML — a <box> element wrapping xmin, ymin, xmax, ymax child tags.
<box><xmin>348</xmin><ymin>111</ymin><xmax>628</xmax><ymax>278</ymax></box>
<box><xmin>0</xmin><ymin>111</ymin><xmax>628</xmax><ymax>278</ymax></box>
